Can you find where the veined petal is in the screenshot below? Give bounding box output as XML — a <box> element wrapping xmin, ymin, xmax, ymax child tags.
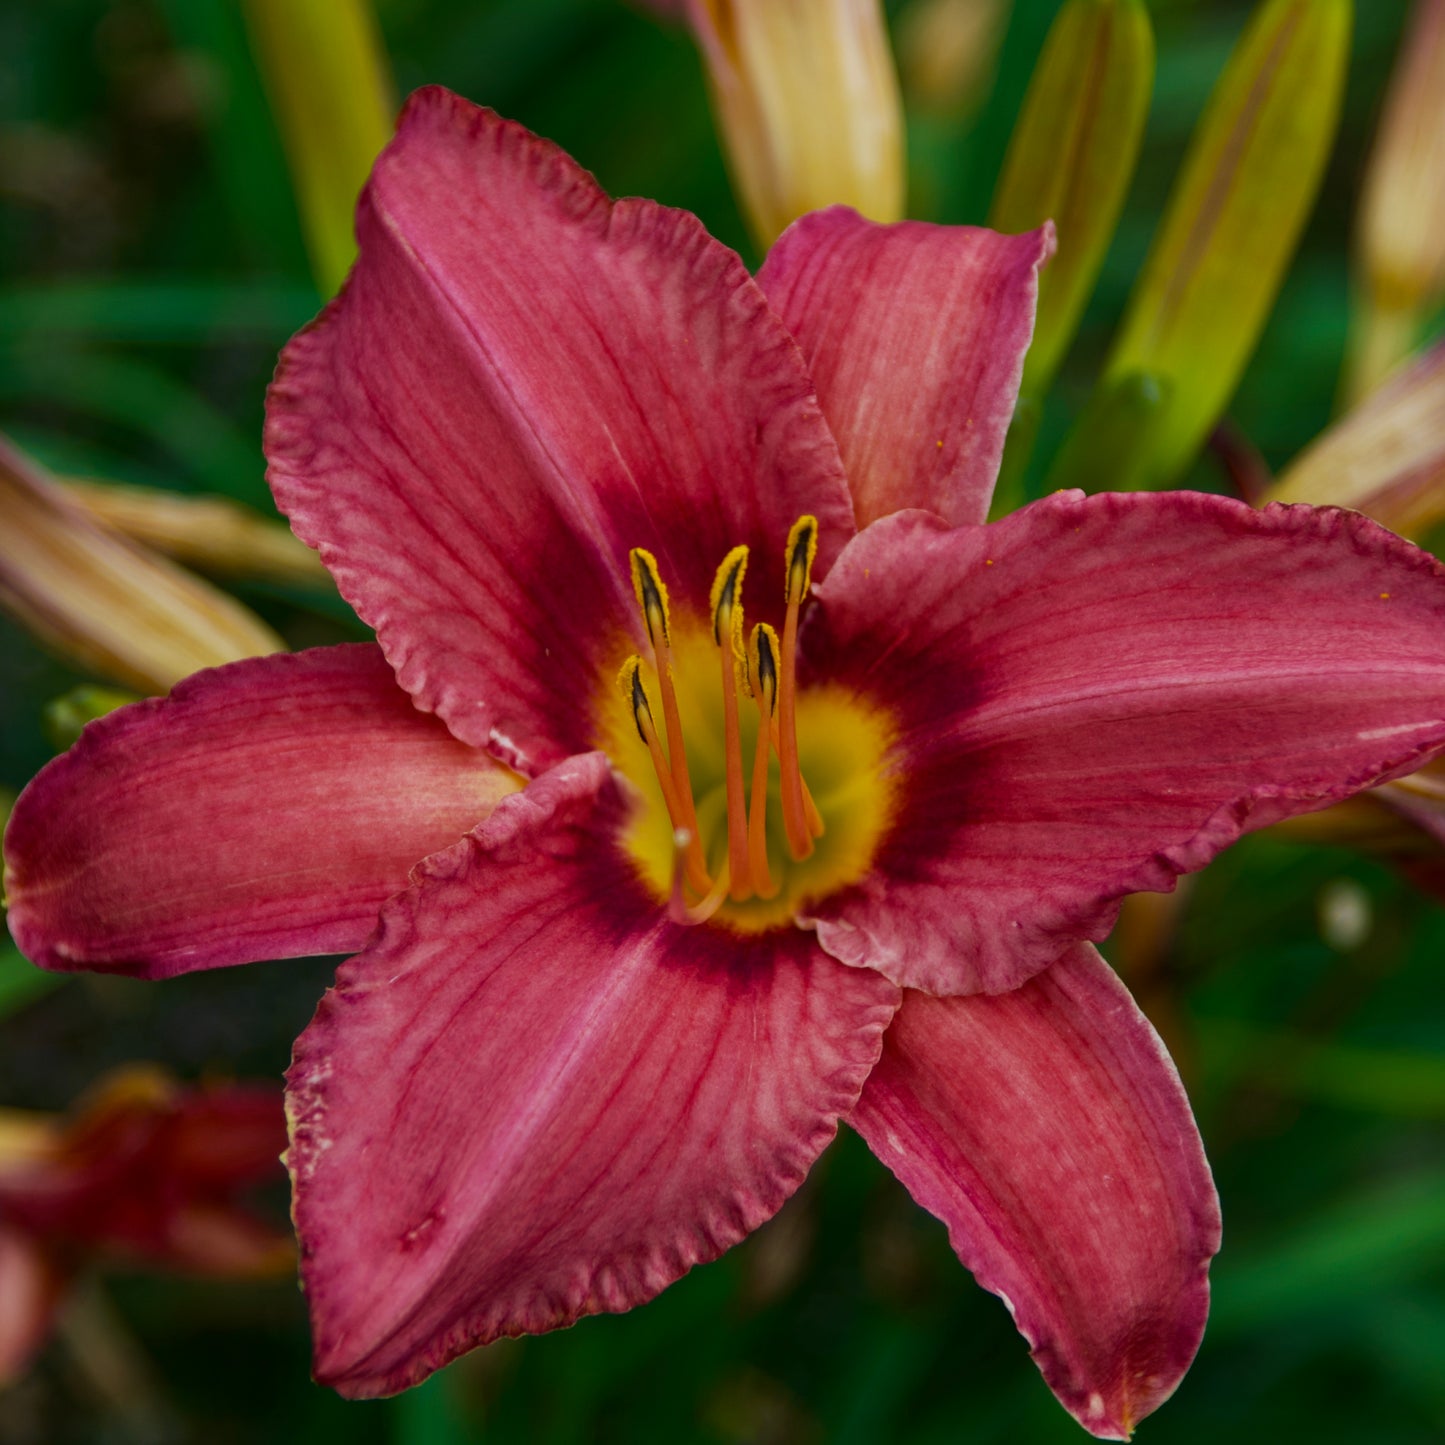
<box><xmin>267</xmin><ymin>88</ymin><xmax>854</xmax><ymax>773</ymax></box>
<box><xmin>850</xmin><ymin>945</ymin><xmax>1218</xmax><ymax>1440</ymax></box>
<box><xmin>758</xmin><ymin>208</ymin><xmax>1052</xmax><ymax>527</ymax></box>
<box><xmin>4</xmin><ymin>646</ymin><xmax>517</xmax><ymax>978</ymax></box>
<box><xmin>803</xmin><ymin>492</ymin><xmax>1445</xmax><ymax>995</ymax></box>
<box><xmin>287</xmin><ymin>752</ymin><xmax>899</xmax><ymax>1397</ymax></box>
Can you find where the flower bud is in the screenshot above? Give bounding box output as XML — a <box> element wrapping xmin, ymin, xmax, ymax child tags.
<box><xmin>1266</xmin><ymin>340</ymin><xmax>1445</xmax><ymax>539</ymax></box>
<box><xmin>990</xmin><ymin>0</ymin><xmax>1154</xmax><ymax>399</ymax></box>
<box><xmin>896</xmin><ymin>0</ymin><xmax>1009</xmax><ymax>121</ymax></box>
<box><xmin>0</xmin><ymin>435</ymin><xmax>285</xmax><ymax>693</ymax></box>
<box><xmin>1346</xmin><ymin>0</ymin><xmax>1445</xmax><ymax>400</ymax></box>
<box><xmin>62</xmin><ymin>478</ymin><xmax>330</xmax><ymax>586</ymax></box>
<box><xmin>1101</xmin><ymin>0</ymin><xmax>1351</xmax><ymax>487</ymax></box>
<box><xmin>679</xmin><ymin>0</ymin><xmax>905</xmax><ymax>247</ymax></box>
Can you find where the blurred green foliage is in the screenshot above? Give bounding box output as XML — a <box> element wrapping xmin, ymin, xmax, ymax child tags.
<box><xmin>1</xmin><ymin>1</ymin><xmax>1442</xmax><ymax>1443</ymax></box>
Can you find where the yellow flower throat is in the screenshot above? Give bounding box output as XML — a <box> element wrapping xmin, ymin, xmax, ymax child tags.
<box><xmin>601</xmin><ymin>516</ymin><xmax>897</xmax><ymax>932</ymax></box>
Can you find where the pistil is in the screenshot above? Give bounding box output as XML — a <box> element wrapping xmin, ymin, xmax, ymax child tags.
<box><xmin>710</xmin><ymin>547</ymin><xmax>754</xmax><ymax>901</ymax></box>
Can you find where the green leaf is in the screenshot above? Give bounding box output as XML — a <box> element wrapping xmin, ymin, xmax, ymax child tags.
<box><xmin>1211</xmin><ymin>1169</ymin><xmax>1445</xmax><ymax>1331</ymax></box>
<box><xmin>150</xmin><ymin>0</ymin><xmax>309</xmax><ymax>276</ymax></box>
<box><xmin>0</xmin><ymin>939</ymin><xmax>63</xmax><ymax>1018</ymax></box>
<box><xmin>0</xmin><ymin>281</ymin><xmax>319</xmax><ymax>345</ymax></box>
<box><xmin>1200</xmin><ymin>1018</ymin><xmax>1445</xmax><ymax>1117</ymax></box>
<box><xmin>0</xmin><ymin>348</ymin><xmax>266</xmax><ymax>507</ymax></box>
<box><xmin>389</xmin><ymin>1368</ymin><xmax>473</xmax><ymax>1445</ymax></box>
<box><xmin>43</xmin><ymin>685</ymin><xmax>139</xmax><ymax>752</ymax></box>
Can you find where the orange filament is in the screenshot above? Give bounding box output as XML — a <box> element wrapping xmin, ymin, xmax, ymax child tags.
<box><xmin>778</xmin><ymin>516</ymin><xmax>818</xmax><ymax>861</ymax></box>
<box><xmin>746</xmin><ymin>625</ymin><xmax>780</xmax><ymax>899</ymax></box>
<box><xmin>617</xmin><ymin>657</ymin><xmax>713</xmax><ymax>895</ymax></box>
<box><xmin>630</xmin><ymin>549</ymin><xmax>701</xmax><ymax>844</ymax></box>
<box><xmin>711</xmin><ymin>547</ymin><xmax>754</xmax><ymax>902</ymax></box>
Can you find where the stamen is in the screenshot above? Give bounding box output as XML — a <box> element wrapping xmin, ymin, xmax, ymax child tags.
<box><xmin>745</xmin><ymin>624</ymin><xmax>780</xmax><ymax>899</ymax></box>
<box><xmin>618</xmin><ymin>656</ymin><xmax>713</xmax><ymax>895</ymax></box>
<box><xmin>711</xmin><ymin>546</ymin><xmax>753</xmax><ymax>901</ymax></box>
<box><xmin>778</xmin><ymin>515</ymin><xmax>819</xmax><ymax>860</ymax></box>
<box><xmin>629</xmin><ymin>548</ymin><xmax>701</xmax><ymax>844</ymax></box>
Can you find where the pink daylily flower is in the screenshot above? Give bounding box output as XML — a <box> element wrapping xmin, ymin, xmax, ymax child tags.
<box><xmin>7</xmin><ymin>89</ymin><xmax>1445</xmax><ymax>1436</ymax></box>
<box><xmin>0</xmin><ymin>1067</ymin><xmax>291</xmax><ymax>1385</ymax></box>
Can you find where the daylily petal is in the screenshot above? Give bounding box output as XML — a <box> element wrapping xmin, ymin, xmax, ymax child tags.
<box><xmin>850</xmin><ymin>944</ymin><xmax>1218</xmax><ymax>1440</ymax></box>
<box><xmin>145</xmin><ymin>1080</ymin><xmax>290</xmax><ymax>1192</ymax></box>
<box><xmin>802</xmin><ymin>491</ymin><xmax>1445</xmax><ymax>994</ymax></box>
<box><xmin>4</xmin><ymin>645</ymin><xmax>517</xmax><ymax>978</ymax></box>
<box><xmin>287</xmin><ymin>752</ymin><xmax>899</xmax><ymax>1397</ymax></box>
<box><xmin>48</xmin><ymin>1073</ymin><xmax>290</xmax><ymax>1274</ymax></box>
<box><xmin>0</xmin><ymin>1226</ymin><xmax>62</xmax><ymax>1387</ymax></box>
<box><xmin>267</xmin><ymin>87</ymin><xmax>854</xmax><ymax>773</ymax></box>
<box><xmin>757</xmin><ymin>207</ymin><xmax>1052</xmax><ymax>527</ymax></box>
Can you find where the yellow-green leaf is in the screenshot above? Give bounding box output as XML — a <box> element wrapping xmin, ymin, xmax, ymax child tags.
<box><xmin>989</xmin><ymin>0</ymin><xmax>1154</xmax><ymax>400</ymax></box>
<box><xmin>1044</xmin><ymin>368</ymin><xmax>1173</xmax><ymax>496</ymax></box>
<box><xmin>43</xmin><ymin>686</ymin><xmax>140</xmax><ymax>752</ymax></box>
